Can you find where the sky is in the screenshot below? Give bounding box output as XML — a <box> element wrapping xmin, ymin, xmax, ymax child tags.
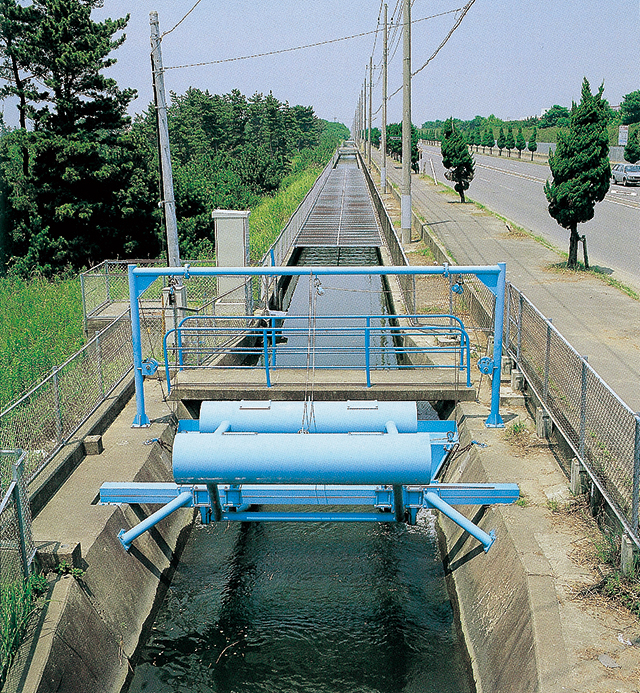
<box><xmin>2</xmin><ymin>0</ymin><xmax>640</xmax><ymax>129</ymax></box>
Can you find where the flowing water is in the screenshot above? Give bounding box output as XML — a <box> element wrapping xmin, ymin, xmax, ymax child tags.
<box><xmin>127</xmin><ymin>246</ymin><xmax>474</xmax><ymax>693</ymax></box>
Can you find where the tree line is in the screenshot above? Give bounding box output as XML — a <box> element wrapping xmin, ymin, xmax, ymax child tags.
<box><xmin>0</xmin><ymin>0</ymin><xmax>347</xmax><ymax>277</ymax></box>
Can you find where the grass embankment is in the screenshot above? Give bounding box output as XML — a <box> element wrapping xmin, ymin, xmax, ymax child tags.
<box><xmin>0</xmin><ymin>276</ymin><xmax>84</xmax><ymax>411</ymax></box>
<box><xmin>249</xmin><ymin>161</ymin><xmax>324</xmax><ymax>263</ymax></box>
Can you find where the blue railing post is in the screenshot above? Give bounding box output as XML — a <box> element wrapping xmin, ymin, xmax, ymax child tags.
<box><xmin>365</xmin><ymin>317</ymin><xmax>371</xmax><ymax>387</ymax></box>
<box><xmin>485</xmin><ymin>262</ymin><xmax>505</xmax><ymax>427</ymax></box>
<box><xmin>130</xmin><ymin>264</ymin><xmax>150</xmax><ymax>427</ymax></box>
<box><xmin>263</xmin><ymin>328</ymin><xmax>271</xmax><ymax>387</ymax></box>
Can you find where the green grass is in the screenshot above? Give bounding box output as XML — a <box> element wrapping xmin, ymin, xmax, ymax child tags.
<box><xmin>1</xmin><ymin>573</ymin><xmax>48</xmax><ymax>689</ymax></box>
<box><xmin>547</xmin><ymin>262</ymin><xmax>640</xmax><ymax>301</ymax></box>
<box><xmin>248</xmin><ymin>163</ymin><xmax>324</xmax><ymax>263</ymax></box>
<box><xmin>0</xmin><ymin>276</ymin><xmax>84</xmax><ymax>411</ymax></box>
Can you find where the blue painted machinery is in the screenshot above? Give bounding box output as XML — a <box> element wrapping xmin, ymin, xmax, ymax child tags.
<box><xmin>100</xmin><ymin>400</ymin><xmax>518</xmax><ymax>553</ymax></box>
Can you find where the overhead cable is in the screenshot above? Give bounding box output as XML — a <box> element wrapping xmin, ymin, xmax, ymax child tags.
<box><xmin>161</xmin><ymin>0</ymin><xmax>205</xmax><ymax>38</ymax></box>
<box><xmin>164</xmin><ymin>8</ymin><xmax>463</xmax><ymax>71</ymax></box>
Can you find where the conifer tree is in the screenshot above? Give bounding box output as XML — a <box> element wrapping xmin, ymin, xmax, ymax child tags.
<box><xmin>496</xmin><ymin>127</ymin><xmax>506</xmax><ymax>156</ymax></box>
<box><xmin>527</xmin><ymin>127</ymin><xmax>537</xmax><ymax>161</ymax></box>
<box><xmin>623</xmin><ymin>128</ymin><xmax>640</xmax><ymax>164</ymax></box>
<box><xmin>505</xmin><ymin>126</ymin><xmax>515</xmax><ymax>157</ymax></box>
<box><xmin>482</xmin><ymin>128</ymin><xmax>494</xmax><ymax>154</ymax></box>
<box><xmin>441</xmin><ymin>118</ymin><xmax>475</xmax><ymax>203</ymax></box>
<box><xmin>544</xmin><ymin>78</ymin><xmax>610</xmax><ymax>269</ymax></box>
<box><xmin>472</xmin><ymin>128</ymin><xmax>481</xmax><ymax>151</ymax></box>
<box><xmin>515</xmin><ymin>127</ymin><xmax>526</xmax><ymax>158</ymax></box>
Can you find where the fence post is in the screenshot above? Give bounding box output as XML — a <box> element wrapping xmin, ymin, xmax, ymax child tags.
<box><xmin>105</xmin><ymin>261</ymin><xmax>112</xmax><ymax>303</ymax></box>
<box><xmin>543</xmin><ymin>320</ymin><xmax>551</xmax><ymax>403</ymax></box>
<box><xmin>80</xmin><ymin>272</ymin><xmax>88</xmax><ymax>337</ymax></box>
<box><xmin>12</xmin><ymin>457</ymin><xmax>31</xmax><ymax>579</ymax></box>
<box><xmin>96</xmin><ymin>331</ymin><xmax>105</xmax><ymax>398</ymax></box>
<box><xmin>632</xmin><ymin>415</ymin><xmax>640</xmax><ymax>532</ymax></box>
<box><xmin>579</xmin><ymin>359</ymin><xmax>588</xmax><ymax>458</ymax></box>
<box><xmin>504</xmin><ymin>282</ymin><xmax>511</xmax><ymax>354</ymax></box>
<box><xmin>516</xmin><ymin>292</ymin><xmax>523</xmax><ymax>362</ymax></box>
<box><xmin>52</xmin><ymin>366</ymin><xmax>63</xmax><ymax>444</ymax></box>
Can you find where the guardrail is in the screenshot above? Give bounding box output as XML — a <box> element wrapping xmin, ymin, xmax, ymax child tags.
<box><xmin>162</xmin><ymin>312</ymin><xmax>472</xmax><ymax>390</ymax></box>
<box><xmin>505</xmin><ymin>283</ymin><xmax>640</xmax><ymax>546</ymax></box>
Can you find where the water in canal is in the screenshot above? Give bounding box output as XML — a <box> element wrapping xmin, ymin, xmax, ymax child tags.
<box><xmin>127</xmin><ymin>247</ymin><xmax>475</xmax><ymax>693</ymax></box>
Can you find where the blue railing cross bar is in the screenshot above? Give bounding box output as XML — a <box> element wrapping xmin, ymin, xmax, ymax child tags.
<box><xmin>129</xmin><ymin>263</ymin><xmax>506</xmax><ymax>428</ymax></box>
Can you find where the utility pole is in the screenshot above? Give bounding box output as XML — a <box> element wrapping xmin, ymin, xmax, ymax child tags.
<box><xmin>381</xmin><ymin>3</ymin><xmax>388</xmax><ymax>193</ymax></box>
<box><xmin>363</xmin><ymin>77</ymin><xmax>367</xmax><ymax>155</ymax></box>
<box><xmin>401</xmin><ymin>0</ymin><xmax>412</xmax><ymax>244</ymax></box>
<box><xmin>368</xmin><ymin>56</ymin><xmax>373</xmax><ymax>167</ymax></box>
<box><xmin>150</xmin><ymin>11</ymin><xmax>180</xmax><ymax>267</ymax></box>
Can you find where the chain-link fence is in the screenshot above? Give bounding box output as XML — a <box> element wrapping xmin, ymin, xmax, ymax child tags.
<box><xmin>0</xmin><ymin>311</ymin><xmax>133</xmax><ymax>485</ymax></box>
<box><xmin>0</xmin><ymin>451</ymin><xmax>34</xmax><ymax>584</ymax></box>
<box><xmin>505</xmin><ymin>283</ymin><xmax>640</xmax><ymax>542</ymax></box>
<box><xmin>80</xmin><ymin>259</ymin><xmax>220</xmax><ymax>331</ymax></box>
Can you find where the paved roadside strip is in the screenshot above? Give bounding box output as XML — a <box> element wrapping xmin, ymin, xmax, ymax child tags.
<box><xmin>371</xmin><ymin>149</ymin><xmax>640</xmax><ymax>413</ymax></box>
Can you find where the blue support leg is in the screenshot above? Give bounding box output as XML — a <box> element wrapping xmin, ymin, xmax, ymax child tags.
<box><xmin>118</xmin><ymin>490</ymin><xmax>193</xmax><ymax>551</ymax></box>
<box><xmin>425</xmin><ymin>491</ymin><xmax>496</xmax><ymax>552</ymax></box>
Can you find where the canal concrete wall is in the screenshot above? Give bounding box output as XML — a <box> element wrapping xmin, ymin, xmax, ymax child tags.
<box><xmin>441</xmin><ymin>400</ymin><xmax>638</xmax><ymax>693</ymax></box>
<box><xmin>7</xmin><ymin>379</ymin><xmax>193</xmax><ymax>693</ymax></box>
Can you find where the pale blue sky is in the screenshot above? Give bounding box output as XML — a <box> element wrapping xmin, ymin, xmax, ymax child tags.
<box><xmin>3</xmin><ymin>1</ymin><xmax>640</xmax><ymax>128</ymax></box>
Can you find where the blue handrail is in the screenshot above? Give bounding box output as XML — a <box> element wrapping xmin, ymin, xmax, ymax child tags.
<box><xmin>162</xmin><ymin>313</ymin><xmax>472</xmax><ymax>392</ymax></box>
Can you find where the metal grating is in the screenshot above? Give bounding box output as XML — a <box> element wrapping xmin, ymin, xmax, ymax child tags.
<box><xmin>295</xmin><ymin>163</ymin><xmax>382</xmax><ymax>248</ymax></box>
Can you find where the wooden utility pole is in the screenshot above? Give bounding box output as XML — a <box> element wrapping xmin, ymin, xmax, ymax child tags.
<box><xmin>150</xmin><ymin>11</ymin><xmax>180</xmax><ymax>267</ymax></box>
<box><xmin>381</xmin><ymin>3</ymin><xmax>388</xmax><ymax>193</ymax></box>
<box><xmin>401</xmin><ymin>0</ymin><xmax>412</xmax><ymax>244</ymax></box>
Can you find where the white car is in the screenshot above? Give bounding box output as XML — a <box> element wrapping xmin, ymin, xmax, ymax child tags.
<box><xmin>611</xmin><ymin>163</ymin><xmax>640</xmax><ymax>186</ymax></box>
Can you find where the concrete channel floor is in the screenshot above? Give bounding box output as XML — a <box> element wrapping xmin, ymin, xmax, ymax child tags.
<box><xmin>372</xmin><ymin>149</ymin><xmax>640</xmax><ymax>413</ymax></box>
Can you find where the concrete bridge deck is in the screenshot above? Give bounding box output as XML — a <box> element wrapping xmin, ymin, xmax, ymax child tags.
<box><xmin>167</xmin><ymin>368</ymin><xmax>476</xmax><ymax>403</ymax></box>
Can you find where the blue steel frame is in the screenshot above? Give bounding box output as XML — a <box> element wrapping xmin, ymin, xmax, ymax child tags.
<box><xmin>102</xmin><ymin>481</ymin><xmax>519</xmax><ymax>552</ymax></box>
<box><xmin>163</xmin><ymin>312</ymin><xmax>472</xmax><ymax>390</ymax></box>
<box><xmin>128</xmin><ymin>263</ymin><xmax>506</xmax><ymax>428</ymax></box>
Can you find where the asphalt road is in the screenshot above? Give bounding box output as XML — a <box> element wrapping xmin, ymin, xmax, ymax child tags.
<box><xmin>420</xmin><ymin>145</ymin><xmax>640</xmax><ymax>291</ymax></box>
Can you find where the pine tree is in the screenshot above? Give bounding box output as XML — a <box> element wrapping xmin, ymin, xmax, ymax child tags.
<box><xmin>482</xmin><ymin>128</ymin><xmax>494</xmax><ymax>153</ymax></box>
<box><xmin>544</xmin><ymin>78</ymin><xmax>610</xmax><ymax>269</ymax></box>
<box><xmin>527</xmin><ymin>127</ymin><xmax>538</xmax><ymax>161</ymax></box>
<box><xmin>623</xmin><ymin>128</ymin><xmax>640</xmax><ymax>164</ymax></box>
<box><xmin>515</xmin><ymin>127</ymin><xmax>526</xmax><ymax>158</ymax></box>
<box><xmin>496</xmin><ymin>127</ymin><xmax>506</xmax><ymax>156</ymax></box>
<box><xmin>505</xmin><ymin>127</ymin><xmax>515</xmax><ymax>157</ymax></box>
<box><xmin>441</xmin><ymin>118</ymin><xmax>475</xmax><ymax>203</ymax></box>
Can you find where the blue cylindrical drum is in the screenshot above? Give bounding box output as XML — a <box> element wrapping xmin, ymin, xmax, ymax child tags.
<box><xmin>199</xmin><ymin>400</ymin><xmax>417</xmax><ymax>434</ymax></box>
<box><xmin>172</xmin><ymin>431</ymin><xmax>432</xmax><ymax>485</ymax></box>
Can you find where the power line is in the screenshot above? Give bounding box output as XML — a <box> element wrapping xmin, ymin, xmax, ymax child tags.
<box><xmin>382</xmin><ymin>0</ymin><xmax>477</xmax><ymax>106</ymax></box>
<box><xmin>161</xmin><ymin>0</ymin><xmax>205</xmax><ymax>39</ymax></box>
<box><xmin>164</xmin><ymin>9</ymin><xmax>463</xmax><ymax>72</ymax></box>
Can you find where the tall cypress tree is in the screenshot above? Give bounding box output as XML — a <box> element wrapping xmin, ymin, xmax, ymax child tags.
<box><xmin>623</xmin><ymin>129</ymin><xmax>640</xmax><ymax>164</ymax></box>
<box><xmin>527</xmin><ymin>127</ymin><xmax>537</xmax><ymax>161</ymax></box>
<box><xmin>441</xmin><ymin>118</ymin><xmax>475</xmax><ymax>203</ymax></box>
<box><xmin>544</xmin><ymin>78</ymin><xmax>610</xmax><ymax>269</ymax></box>
<box><xmin>496</xmin><ymin>127</ymin><xmax>506</xmax><ymax>156</ymax></box>
<box><xmin>482</xmin><ymin>128</ymin><xmax>494</xmax><ymax>153</ymax></box>
<box><xmin>515</xmin><ymin>127</ymin><xmax>526</xmax><ymax>158</ymax></box>
<box><xmin>505</xmin><ymin>126</ymin><xmax>515</xmax><ymax>157</ymax></box>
